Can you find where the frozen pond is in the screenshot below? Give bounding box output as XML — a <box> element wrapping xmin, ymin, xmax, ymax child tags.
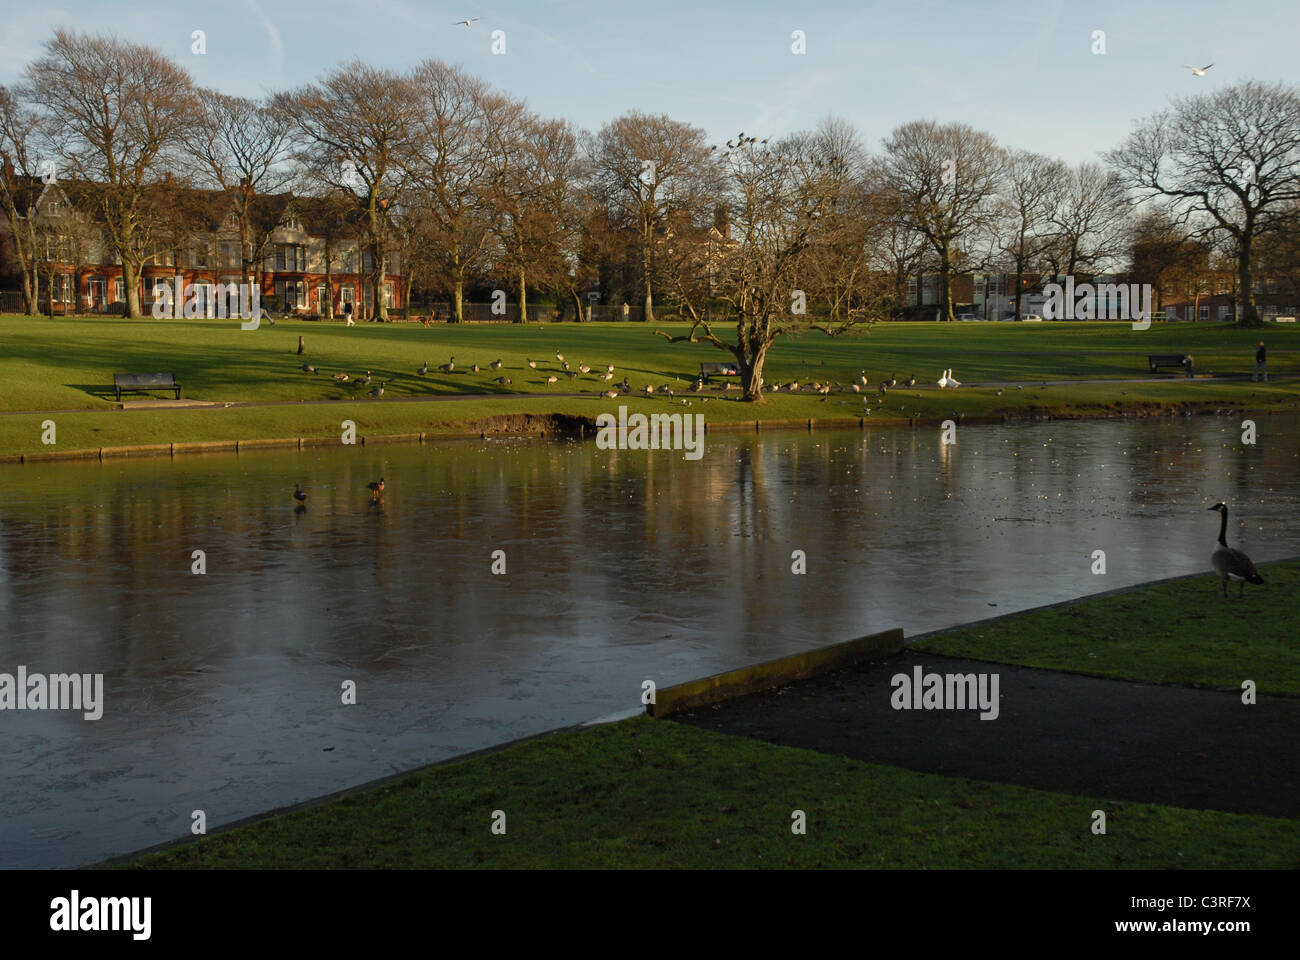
<box><xmin>1</xmin><ymin>414</ymin><xmax>1297</xmax><ymax>867</ymax></box>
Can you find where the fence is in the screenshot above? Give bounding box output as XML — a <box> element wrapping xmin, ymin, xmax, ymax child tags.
<box><xmin>401</xmin><ymin>301</ymin><xmax>647</xmax><ymax>323</ymax></box>
<box><xmin>0</xmin><ymin>291</ymin><xmax>24</xmax><ymax>314</ymax></box>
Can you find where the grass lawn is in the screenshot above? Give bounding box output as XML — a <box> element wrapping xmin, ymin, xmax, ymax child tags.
<box><xmin>122</xmin><ymin>562</ymin><xmax>1300</xmax><ymax>870</ymax></box>
<box><xmin>1</xmin><ymin>315</ymin><xmax>1298</xmax><ymax>457</ymax></box>
<box><xmin>123</xmin><ymin>715</ymin><xmax>1298</xmax><ymax>869</ymax></box>
<box><xmin>918</xmin><ymin>558</ymin><xmax>1300</xmax><ymax>696</ymax></box>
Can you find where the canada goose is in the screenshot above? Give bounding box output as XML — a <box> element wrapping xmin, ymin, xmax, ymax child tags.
<box><xmin>884</xmin><ymin>374</ymin><xmax>898</xmax><ymax>389</ymax></box>
<box><xmin>527</xmin><ymin>358</ymin><xmax>538</xmax><ymax>369</ymax></box>
<box><xmin>490</xmin><ymin>359</ymin><xmax>502</xmax><ymax>369</ymax></box>
<box><xmin>691</xmin><ymin>378</ymin><xmax>704</xmax><ymax>392</ymax></box>
<box><xmin>787</xmin><ymin>381</ymin><xmax>800</xmax><ymax>392</ymax></box>
<box><xmin>545</xmin><ymin>374</ymin><xmax>558</xmax><ymax>385</ymax></box>
<box><xmin>606</xmin><ymin>364</ymin><xmax>615</xmax><ymax>374</ymax></box>
<box><xmin>368</xmin><ymin>381</ymin><xmax>385</xmax><ymax>398</ymax></box>
<box><xmin>471</xmin><ymin>363</ymin><xmax>480</xmax><ymax>373</ymax></box>
<box><xmin>357</xmin><ymin>370</ymin><xmax>372</xmax><ymax>386</ymax></box>
<box><xmin>878</xmin><ymin>382</ymin><xmax>888</xmax><ymax>395</ymax></box>
<box><xmin>561</xmin><ymin>360</ymin><xmax>570</xmax><ymax>371</ymax></box>
<box><xmin>492</xmin><ymin>376</ymin><xmax>512</xmax><ymax>385</ymax></box>
<box><xmin>439</xmin><ymin>356</ymin><xmax>455</xmax><ymax>373</ymax></box>
<box><xmin>859</xmin><ymin>371</ymin><xmax>869</xmax><ymax>386</ymax></box>
<box><xmin>602</xmin><ymin>371</ymin><xmax>614</xmax><ymax>382</ymax></box>
<box><xmin>565</xmin><ymin>370</ymin><xmax>579</xmax><ymax>379</ymax></box>
<box><xmin>331</xmin><ymin>372</ymin><xmax>349</xmax><ymax>382</ymax></box>
<box><xmin>904</xmin><ymin>375</ymin><xmax>916</xmax><ymax>387</ymax></box>
<box><xmin>578</xmin><ymin>363</ymin><xmax>591</xmax><ymax>374</ymax></box>
<box><xmin>417</xmin><ymin>360</ymin><xmax>428</xmax><ymax>376</ymax></box>
<box><xmin>293</xmin><ymin>484</ymin><xmax>307</xmax><ymax>503</ymax></box>
<box><xmin>367</xmin><ymin>478</ymin><xmax>385</xmax><ymax>497</ymax></box>
<box><xmin>301</xmin><ymin>363</ymin><xmax>316</xmax><ymax>373</ymax></box>
<box><xmin>1208</xmin><ymin>503</ymin><xmax>1264</xmax><ymax>597</ymax></box>
<box><xmin>644</xmin><ymin>384</ymin><xmax>654</xmax><ymax>395</ymax></box>
<box><xmin>555</xmin><ymin>350</ymin><xmax>564</xmax><ymax>362</ymax></box>
<box><xmin>603</xmin><ymin>390</ymin><xmax>619</xmax><ymax>399</ymax></box>
<box><xmin>850</xmin><ymin>383</ymin><xmax>860</xmax><ymax>392</ymax></box>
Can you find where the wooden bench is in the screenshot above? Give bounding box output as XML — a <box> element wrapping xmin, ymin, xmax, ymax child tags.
<box><xmin>114</xmin><ymin>372</ymin><xmax>181</xmax><ymax>401</ymax></box>
<box><xmin>1147</xmin><ymin>354</ymin><xmax>1192</xmax><ymax>374</ymax></box>
<box><xmin>699</xmin><ymin>361</ymin><xmax>740</xmax><ymax>382</ymax></box>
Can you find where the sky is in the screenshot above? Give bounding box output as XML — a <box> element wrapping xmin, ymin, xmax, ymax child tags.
<box><xmin>0</xmin><ymin>0</ymin><xmax>1296</xmax><ymax>166</ymax></box>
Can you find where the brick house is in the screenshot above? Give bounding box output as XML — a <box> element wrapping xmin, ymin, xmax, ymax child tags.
<box><xmin>0</xmin><ymin>177</ymin><xmax>403</xmax><ymax>318</ymax></box>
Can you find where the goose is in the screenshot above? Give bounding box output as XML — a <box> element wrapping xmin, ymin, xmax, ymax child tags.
<box><xmin>603</xmin><ymin>390</ymin><xmax>619</xmax><ymax>399</ymax></box>
<box><xmin>545</xmin><ymin>374</ymin><xmax>558</xmax><ymax>386</ymax></box>
<box><xmin>367</xmin><ymin>477</ymin><xmax>385</xmax><ymax>497</ymax></box>
<box><xmin>417</xmin><ymin>360</ymin><xmax>428</xmax><ymax>376</ymax></box>
<box><xmin>357</xmin><ymin>370</ymin><xmax>372</xmax><ymax>386</ymax></box>
<box><xmin>1208</xmin><ymin>503</ymin><xmax>1264</xmax><ymax>598</ymax></box>
<box><xmin>293</xmin><ymin>484</ymin><xmax>307</xmax><ymax>503</ymax></box>
<box><xmin>690</xmin><ymin>378</ymin><xmax>704</xmax><ymax>392</ymax></box>
<box><xmin>471</xmin><ymin>363</ymin><xmax>480</xmax><ymax>373</ymax></box>
<box><xmin>606</xmin><ymin>364</ymin><xmax>615</xmax><ymax>374</ymax></box>
<box><xmin>561</xmin><ymin>360</ymin><xmax>570</xmax><ymax>371</ymax></box>
<box><xmin>301</xmin><ymin>363</ymin><xmax>316</xmax><ymax>373</ymax></box>
<box><xmin>644</xmin><ymin>384</ymin><xmax>654</xmax><ymax>396</ymax></box>
<box><xmin>883</xmin><ymin>374</ymin><xmax>898</xmax><ymax>389</ymax></box>
<box><xmin>555</xmin><ymin>350</ymin><xmax>564</xmax><ymax>363</ymax></box>
<box><xmin>938</xmin><ymin>369</ymin><xmax>960</xmax><ymax>389</ymax></box>
<box><xmin>578</xmin><ymin>363</ymin><xmax>592</xmax><ymax>374</ymax></box>
<box><xmin>859</xmin><ymin>371</ymin><xmax>869</xmax><ymax>386</ymax></box>
<box><xmin>851</xmin><ymin>383</ymin><xmax>860</xmax><ymax>393</ymax></box>
<box><xmin>602</xmin><ymin>371</ymin><xmax>614</xmax><ymax>382</ymax></box>
<box><xmin>657</xmin><ymin>383</ymin><xmax>672</xmax><ymax>395</ymax></box>
<box><xmin>368</xmin><ymin>381</ymin><xmax>385</xmax><ymax>398</ymax></box>
<box><xmin>492</xmin><ymin>376</ymin><xmax>512</xmax><ymax>385</ymax></box>
<box><xmin>331</xmin><ymin>372</ymin><xmax>349</xmax><ymax>382</ymax></box>
<box><xmin>527</xmin><ymin>358</ymin><xmax>538</xmax><ymax>369</ymax></box>
<box><xmin>878</xmin><ymin>382</ymin><xmax>888</xmax><ymax>396</ymax></box>
<box><xmin>619</xmin><ymin>378</ymin><xmax>631</xmax><ymax>393</ymax></box>
<box><xmin>904</xmin><ymin>375</ymin><xmax>917</xmax><ymax>388</ymax></box>
<box><xmin>787</xmin><ymin>381</ymin><xmax>800</xmax><ymax>392</ymax></box>
<box><xmin>438</xmin><ymin>356</ymin><xmax>455</xmax><ymax>373</ymax></box>
<box><xmin>490</xmin><ymin>359</ymin><xmax>502</xmax><ymax>370</ymax></box>
<box><xmin>565</xmin><ymin>370</ymin><xmax>579</xmax><ymax>379</ymax></box>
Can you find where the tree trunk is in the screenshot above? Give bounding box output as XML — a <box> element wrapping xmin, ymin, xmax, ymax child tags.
<box><xmin>517</xmin><ymin>266</ymin><xmax>527</xmax><ymax>323</ymax></box>
<box><xmin>123</xmin><ymin>261</ymin><xmax>141</xmax><ymax>318</ymax></box>
<box><xmin>453</xmin><ymin>278</ymin><xmax>463</xmax><ymax>324</ymax></box>
<box><xmin>642</xmin><ymin>227</ymin><xmax>654</xmax><ymax>324</ymax></box>
<box><xmin>1237</xmin><ymin>231</ymin><xmax>1262</xmax><ymax>326</ymax></box>
<box><xmin>374</xmin><ymin>246</ymin><xmax>389</xmax><ymax>321</ymax></box>
<box><xmin>939</xmin><ymin>244</ymin><xmax>953</xmax><ymax>321</ymax></box>
<box><xmin>741</xmin><ymin>344</ymin><xmax>769</xmax><ymax>402</ymax></box>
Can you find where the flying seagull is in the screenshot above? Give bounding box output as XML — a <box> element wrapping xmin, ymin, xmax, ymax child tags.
<box><xmin>1183</xmin><ymin>63</ymin><xmax>1213</xmax><ymax>76</ymax></box>
<box><xmin>454</xmin><ymin>17</ymin><xmax>480</xmax><ymax>27</ymax></box>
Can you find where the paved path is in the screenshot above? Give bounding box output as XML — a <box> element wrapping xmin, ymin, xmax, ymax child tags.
<box><xmin>673</xmin><ymin>651</ymin><xmax>1300</xmax><ymax>819</ymax></box>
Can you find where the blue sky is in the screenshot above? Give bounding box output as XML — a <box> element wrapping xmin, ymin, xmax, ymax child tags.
<box><xmin>2</xmin><ymin>0</ymin><xmax>1295</xmax><ymax>165</ymax></box>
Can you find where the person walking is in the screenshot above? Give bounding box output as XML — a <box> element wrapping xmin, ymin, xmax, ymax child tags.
<box><xmin>1253</xmin><ymin>341</ymin><xmax>1267</xmax><ymax>382</ymax></box>
<box><xmin>1183</xmin><ymin>354</ymin><xmax>1194</xmax><ymax>378</ymax></box>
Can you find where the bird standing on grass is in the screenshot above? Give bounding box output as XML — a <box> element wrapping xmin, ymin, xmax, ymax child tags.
<box><xmin>418</xmin><ymin>360</ymin><xmax>428</xmax><ymax>376</ymax></box>
<box><xmin>1208</xmin><ymin>503</ymin><xmax>1263</xmax><ymax>598</ymax></box>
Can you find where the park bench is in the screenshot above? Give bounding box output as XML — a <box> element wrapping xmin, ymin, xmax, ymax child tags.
<box><xmin>699</xmin><ymin>361</ymin><xmax>740</xmax><ymax>382</ymax></box>
<box><xmin>114</xmin><ymin>372</ymin><xmax>181</xmax><ymax>402</ymax></box>
<box><xmin>1147</xmin><ymin>354</ymin><xmax>1192</xmax><ymax>374</ymax></box>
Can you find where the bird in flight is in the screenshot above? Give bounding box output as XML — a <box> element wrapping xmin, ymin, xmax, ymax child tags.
<box><xmin>453</xmin><ymin>17</ymin><xmax>480</xmax><ymax>27</ymax></box>
<box><xmin>1183</xmin><ymin>63</ymin><xmax>1213</xmax><ymax>76</ymax></box>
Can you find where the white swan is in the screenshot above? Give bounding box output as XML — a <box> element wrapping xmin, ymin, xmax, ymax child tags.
<box><xmin>938</xmin><ymin>368</ymin><xmax>961</xmax><ymax>389</ymax></box>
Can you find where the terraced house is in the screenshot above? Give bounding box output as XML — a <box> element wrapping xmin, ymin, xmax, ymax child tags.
<box><xmin>0</xmin><ymin>173</ymin><xmax>404</xmax><ymax>319</ymax></box>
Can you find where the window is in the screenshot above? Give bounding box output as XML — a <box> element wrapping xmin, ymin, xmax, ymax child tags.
<box><xmin>274</xmin><ymin>244</ymin><xmax>306</xmax><ymax>271</ymax></box>
<box><xmin>1219</xmin><ymin>305</ymin><xmax>1230</xmax><ymax>320</ymax></box>
<box><xmin>193</xmin><ymin>244</ymin><xmax>210</xmax><ymax>268</ymax></box>
<box><xmin>383</xmin><ymin>283</ymin><xmax>394</xmax><ymax>307</ymax></box>
<box><xmin>114</xmin><ymin>278</ymin><xmax>125</xmax><ymax>302</ymax></box>
<box><xmin>275</xmin><ymin>279</ymin><xmax>307</xmax><ymax>309</ymax></box>
<box><xmin>1198</xmin><ymin>305</ymin><xmax>1209</xmax><ymax>321</ymax></box>
<box><xmin>221</xmin><ymin>242</ymin><xmax>241</xmax><ymax>269</ymax></box>
<box><xmin>340</xmin><ymin>284</ymin><xmax>355</xmax><ymax>308</ymax></box>
<box><xmin>362</xmin><ymin>250</ymin><xmax>374</xmax><ymax>272</ymax></box>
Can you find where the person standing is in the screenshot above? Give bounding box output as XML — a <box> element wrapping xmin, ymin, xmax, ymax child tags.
<box><xmin>1254</xmin><ymin>341</ymin><xmax>1267</xmax><ymax>382</ymax></box>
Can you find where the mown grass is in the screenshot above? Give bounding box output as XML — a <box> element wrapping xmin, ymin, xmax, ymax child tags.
<box><xmin>918</xmin><ymin>559</ymin><xmax>1300</xmax><ymax>695</ymax></box>
<box><xmin>124</xmin><ymin>715</ymin><xmax>1298</xmax><ymax>870</ymax></box>
<box><xmin>2</xmin><ymin>316</ymin><xmax>1298</xmax><ymax>457</ymax></box>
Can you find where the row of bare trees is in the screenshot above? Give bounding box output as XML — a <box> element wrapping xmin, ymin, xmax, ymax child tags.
<box><xmin>2</xmin><ymin>30</ymin><xmax>1300</xmax><ymax>393</ymax></box>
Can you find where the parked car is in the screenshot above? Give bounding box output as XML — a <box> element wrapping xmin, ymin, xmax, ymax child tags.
<box><xmin>957</xmin><ymin>312</ymin><xmax>977</xmax><ymax>321</ymax></box>
<box><xmin>1021</xmin><ymin>313</ymin><xmax>1044</xmax><ymax>322</ymax></box>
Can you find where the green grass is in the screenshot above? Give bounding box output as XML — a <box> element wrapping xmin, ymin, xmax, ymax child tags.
<box><xmin>124</xmin><ymin>715</ymin><xmax>1298</xmax><ymax>869</ymax></box>
<box><xmin>918</xmin><ymin>559</ymin><xmax>1300</xmax><ymax>695</ymax></box>
<box><xmin>1</xmin><ymin>315</ymin><xmax>1298</xmax><ymax>457</ymax></box>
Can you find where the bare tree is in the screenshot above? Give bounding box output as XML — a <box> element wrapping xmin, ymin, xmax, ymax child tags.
<box><xmin>655</xmin><ymin>132</ymin><xmax>870</xmax><ymax>402</ymax></box>
<box><xmin>588</xmin><ymin>111</ymin><xmax>716</xmax><ymax>323</ymax></box>
<box><xmin>0</xmin><ymin>84</ymin><xmax>47</xmax><ymax>314</ymax></box>
<box><xmin>987</xmin><ymin>149</ymin><xmax>1060</xmax><ymax>318</ymax></box>
<box><xmin>273</xmin><ymin>62</ymin><xmax>418</xmax><ymax>321</ymax></box>
<box><xmin>1042</xmin><ymin>161</ymin><xmax>1129</xmax><ymax>280</ymax></box>
<box><xmin>1107</xmin><ymin>80</ymin><xmax>1300</xmax><ymax>326</ymax></box>
<box><xmin>24</xmin><ymin>30</ymin><xmax>194</xmax><ymax>317</ymax></box>
<box><xmin>183</xmin><ymin>90</ymin><xmax>293</xmax><ymax>298</ymax></box>
<box><xmin>877</xmin><ymin>120</ymin><xmax>1004</xmax><ymax>321</ymax></box>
